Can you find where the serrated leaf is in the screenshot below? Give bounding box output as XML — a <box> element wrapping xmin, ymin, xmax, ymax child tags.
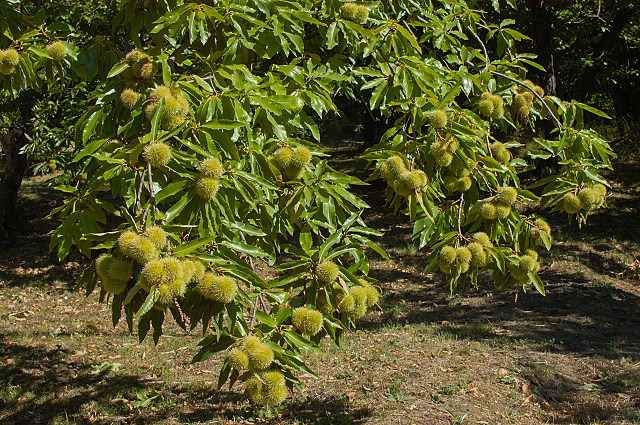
<box><xmin>256</xmin><ymin>311</ymin><xmax>277</xmax><ymax>327</ymax></box>
<box><xmin>82</xmin><ymin>110</ymin><xmax>102</xmax><ymax>144</ymax></box>
<box><xmin>154</xmin><ymin>180</ymin><xmax>191</xmax><ymax>203</ymax></box>
<box><xmin>72</xmin><ymin>138</ymin><xmax>108</xmax><ymax>162</ymax></box>
<box><xmin>135</xmin><ymin>288</ymin><xmax>157</xmax><ymax>320</ymax></box>
<box><xmin>193</xmin><ymin>335</ymin><xmax>235</xmax><ymax>363</ymax></box>
<box><xmin>107</xmin><ymin>62</ymin><xmax>129</xmax><ymax>78</ymax></box>
<box><xmin>173</xmin><ymin>235</ymin><xmax>217</xmax><ymax>257</ymax></box>
<box><xmin>150</xmin><ymin>98</ymin><xmax>165</xmax><ymax>142</ymax></box>
<box><xmin>165</xmin><ymin>192</ymin><xmax>192</xmax><ymax>222</ymax></box>
<box><xmin>221</xmin><ymin>241</ymin><xmax>269</xmax><ymax>258</ymax></box>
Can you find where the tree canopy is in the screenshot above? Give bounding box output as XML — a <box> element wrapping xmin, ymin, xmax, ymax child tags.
<box><xmin>0</xmin><ymin>0</ymin><xmax>616</xmax><ymax>404</ymax></box>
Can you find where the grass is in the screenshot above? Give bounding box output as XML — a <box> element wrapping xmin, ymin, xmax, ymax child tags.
<box><xmin>2</xmin><ymin>148</ymin><xmax>640</xmax><ymax>424</ymax></box>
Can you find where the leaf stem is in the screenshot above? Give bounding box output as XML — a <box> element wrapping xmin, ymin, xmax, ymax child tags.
<box><xmin>134</xmin><ymin>166</ymin><xmax>147</xmax><ymax>214</ymax></box>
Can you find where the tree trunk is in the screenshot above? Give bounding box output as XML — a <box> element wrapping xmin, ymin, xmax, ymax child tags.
<box><xmin>0</xmin><ymin>127</ymin><xmax>28</xmax><ymax>238</ymax></box>
<box><xmin>526</xmin><ymin>1</ymin><xmax>557</xmax><ymax>96</ymax></box>
<box><xmin>576</xmin><ymin>4</ymin><xmax>633</xmax><ymax>103</ymax></box>
<box><xmin>610</xmin><ymin>82</ymin><xmax>640</xmax><ymax>134</ymax></box>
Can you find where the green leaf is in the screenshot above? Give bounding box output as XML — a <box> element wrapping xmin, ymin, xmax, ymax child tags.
<box><xmin>226</xmin><ymin>221</ymin><xmax>267</xmax><ymax>237</ymax></box>
<box><xmin>221</xmin><ymin>241</ymin><xmax>269</xmax><ymax>258</ymax></box>
<box><xmin>107</xmin><ymin>62</ymin><xmax>129</xmax><ymax>78</ymax></box>
<box><xmin>574</xmin><ymin>102</ymin><xmax>611</xmax><ymax>119</ymax></box>
<box><xmin>394</xmin><ymin>22</ymin><xmax>421</xmax><ymax>53</ymax></box>
<box><xmin>369</xmin><ymin>79</ymin><xmax>389</xmax><ymax>110</ymax></box>
<box><xmin>318</xmin><ymin>229</ymin><xmax>342</xmax><ymax>260</ymax></box>
<box><xmin>437</xmin><ymin>84</ymin><xmax>461</xmax><ymax>109</ymax></box>
<box><xmin>538</xmin><ymin>231</ymin><xmax>552</xmax><ymax>250</ymax></box>
<box><xmin>150</xmin><ymin>98</ymin><xmax>165</xmax><ymax>142</ymax></box>
<box><xmin>299</xmin><ymin>226</ymin><xmax>312</xmax><ymax>252</ymax></box>
<box><xmin>165</xmin><ymin>192</ymin><xmax>192</xmax><ymax>222</ymax></box>
<box><xmin>217</xmin><ymin>360</ymin><xmax>232</xmax><ymax>391</ymax></box>
<box><xmin>154</xmin><ymin>180</ymin><xmax>191</xmax><ymax>203</ymax></box>
<box><xmin>173</xmin><ymin>235</ymin><xmax>217</xmax><ymax>257</ymax></box>
<box><xmin>256</xmin><ymin>311</ymin><xmax>277</xmax><ymax>327</ymax></box>
<box><xmin>162</xmin><ymin>59</ymin><xmax>171</xmax><ymax>86</ymax></box>
<box><xmin>192</xmin><ymin>335</ymin><xmax>235</xmax><ymax>363</ymax></box>
<box><xmin>72</xmin><ymin>138</ymin><xmax>108</xmax><ymax>162</ymax></box>
<box><xmin>529</xmin><ymin>272</ymin><xmax>546</xmax><ymax>296</ymax></box>
<box><xmin>581</xmin><ymin>168</ymin><xmax>609</xmax><ymax>186</ymax></box>
<box><xmin>200</xmin><ymin>121</ymin><xmax>247</xmax><ymax>131</ymax></box>
<box><xmin>135</xmin><ymin>288</ymin><xmax>157</xmax><ymax>320</ymax></box>
<box><xmin>326</xmin><ymin>22</ymin><xmax>338</xmax><ymax>49</ymax></box>
<box><xmin>82</xmin><ymin>110</ymin><xmax>102</xmax><ymax>144</ymax></box>
<box><xmin>283</xmin><ymin>330</ymin><xmax>322</xmax><ymax>354</ymax></box>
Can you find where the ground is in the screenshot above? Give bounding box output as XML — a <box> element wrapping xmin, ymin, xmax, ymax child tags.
<box><xmin>1</xmin><ymin>141</ymin><xmax>639</xmax><ymax>425</ymax></box>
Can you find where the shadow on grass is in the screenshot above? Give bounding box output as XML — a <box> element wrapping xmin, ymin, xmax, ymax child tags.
<box><xmin>517</xmin><ymin>357</ymin><xmax>640</xmax><ymax>424</ymax></box>
<box><xmin>367</xmin><ymin>266</ymin><xmax>640</xmax><ymax>359</ymax></box>
<box><xmin>0</xmin><ymin>338</ymin><xmax>371</xmax><ymax>425</ymax></box>
<box><xmin>219</xmin><ymin>396</ymin><xmax>371</xmax><ymax>425</ymax></box>
<box><xmin>0</xmin><ymin>339</ymin><xmax>141</xmax><ymax>424</ymax></box>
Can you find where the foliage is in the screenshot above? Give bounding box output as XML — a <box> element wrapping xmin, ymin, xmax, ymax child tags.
<box><xmin>478</xmin><ymin>0</ymin><xmax>640</xmax><ymax>132</ymax></box>
<box><xmin>0</xmin><ymin>0</ymin><xmax>115</xmax><ymax>175</ymax></box>
<box><xmin>0</xmin><ymin>0</ymin><xmax>614</xmax><ymax>405</ymax></box>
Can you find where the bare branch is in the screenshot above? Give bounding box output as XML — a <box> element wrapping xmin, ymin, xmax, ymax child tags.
<box><xmin>134</xmin><ymin>166</ymin><xmax>147</xmax><ymax>214</ymax></box>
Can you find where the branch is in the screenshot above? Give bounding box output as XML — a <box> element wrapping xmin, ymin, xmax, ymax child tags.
<box><xmin>485</xmin><ymin>134</ymin><xmax>493</xmax><ymax>159</ymax></box>
<box><xmin>461</xmin><ymin>23</ymin><xmax>563</xmax><ymax>132</ymax></box>
<box><xmin>134</xmin><ymin>166</ymin><xmax>147</xmax><ymax>214</ymax></box>
<box><xmin>489</xmin><ymin>70</ymin><xmax>563</xmax><ymax>132</ymax></box>
<box><xmin>239</xmin><ymin>231</ymin><xmax>256</xmax><ymax>271</ymax></box>
<box><xmin>167</xmin><ymin>41</ymin><xmax>190</xmax><ymax>68</ymax></box>
<box><xmin>147</xmin><ymin>162</ymin><xmax>156</xmax><ymax>198</ymax></box>
<box><xmin>249</xmin><ymin>297</ymin><xmax>259</xmax><ymax>329</ymax></box>
<box><xmin>464</xmin><ymin>59</ymin><xmax>564</xmax><ymax>132</ymax></box>
<box><xmin>354</xmin><ymin>86</ymin><xmax>377</xmax><ymax>122</ymax></box>
<box><xmin>141</xmin><ymin>162</ymin><xmax>157</xmax><ymax>224</ymax></box>
<box><xmin>457</xmin><ymin>193</ymin><xmax>464</xmax><ymax>242</ymax></box>
<box><xmin>466</xmin><ymin>25</ymin><xmax>490</xmax><ymax>65</ymax></box>
<box><xmin>477</xmin><ymin>164</ymin><xmax>496</xmax><ymax>195</ymax></box>
<box><xmin>248</xmin><ymin>294</ymin><xmax>268</xmax><ymax>329</ymax></box>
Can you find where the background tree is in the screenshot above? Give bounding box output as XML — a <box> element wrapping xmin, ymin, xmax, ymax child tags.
<box><xmin>1</xmin><ymin>0</ymin><xmax>614</xmax><ymax>405</ymax></box>
<box><xmin>474</xmin><ymin>0</ymin><xmax>640</xmax><ymax>135</ymax></box>
<box><xmin>0</xmin><ymin>0</ymin><xmax>115</xmax><ymax>235</ymax></box>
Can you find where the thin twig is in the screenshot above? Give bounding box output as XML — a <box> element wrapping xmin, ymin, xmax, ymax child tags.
<box><xmin>457</xmin><ymin>193</ymin><xmax>464</xmax><ymax>242</ymax></box>
<box><xmin>412</xmin><ymin>14</ymin><xmax>430</xmax><ymax>26</ymax></box>
<box><xmin>485</xmin><ymin>134</ymin><xmax>493</xmax><ymax>158</ymax></box>
<box><xmin>167</xmin><ymin>41</ymin><xmax>190</xmax><ymax>68</ymax></box>
<box><xmin>490</xmin><ymin>70</ymin><xmax>563</xmax><ymax>132</ymax></box>
<box><xmin>240</xmin><ymin>230</ymin><xmax>266</xmax><ymax>328</ymax></box>
<box><xmin>248</xmin><ymin>295</ymin><xmax>268</xmax><ymax>329</ymax></box>
<box><xmin>141</xmin><ymin>163</ymin><xmax>157</xmax><ymax>224</ymax></box>
<box><xmin>238</xmin><ymin>231</ymin><xmax>256</xmax><ymax>271</ymax></box>
<box><xmin>354</xmin><ymin>86</ymin><xmax>377</xmax><ymax>122</ymax></box>
<box><xmin>401</xmin><ymin>21</ymin><xmax>419</xmax><ymax>48</ymax></box>
<box><xmin>249</xmin><ymin>297</ymin><xmax>259</xmax><ymax>329</ymax></box>
<box><xmin>134</xmin><ymin>166</ymin><xmax>147</xmax><ymax>214</ymax></box>
<box><xmin>259</xmin><ymin>295</ymin><xmax>268</xmax><ymax>312</ymax></box>
<box><xmin>147</xmin><ymin>162</ymin><xmax>156</xmax><ymax>199</ymax></box>
<box><xmin>461</xmin><ymin>23</ymin><xmax>563</xmax><ymax>132</ymax></box>
<box><xmin>466</xmin><ymin>25</ymin><xmax>490</xmax><ymax>64</ymax></box>
<box><xmin>477</xmin><ymin>167</ymin><xmax>495</xmax><ymax>195</ymax></box>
